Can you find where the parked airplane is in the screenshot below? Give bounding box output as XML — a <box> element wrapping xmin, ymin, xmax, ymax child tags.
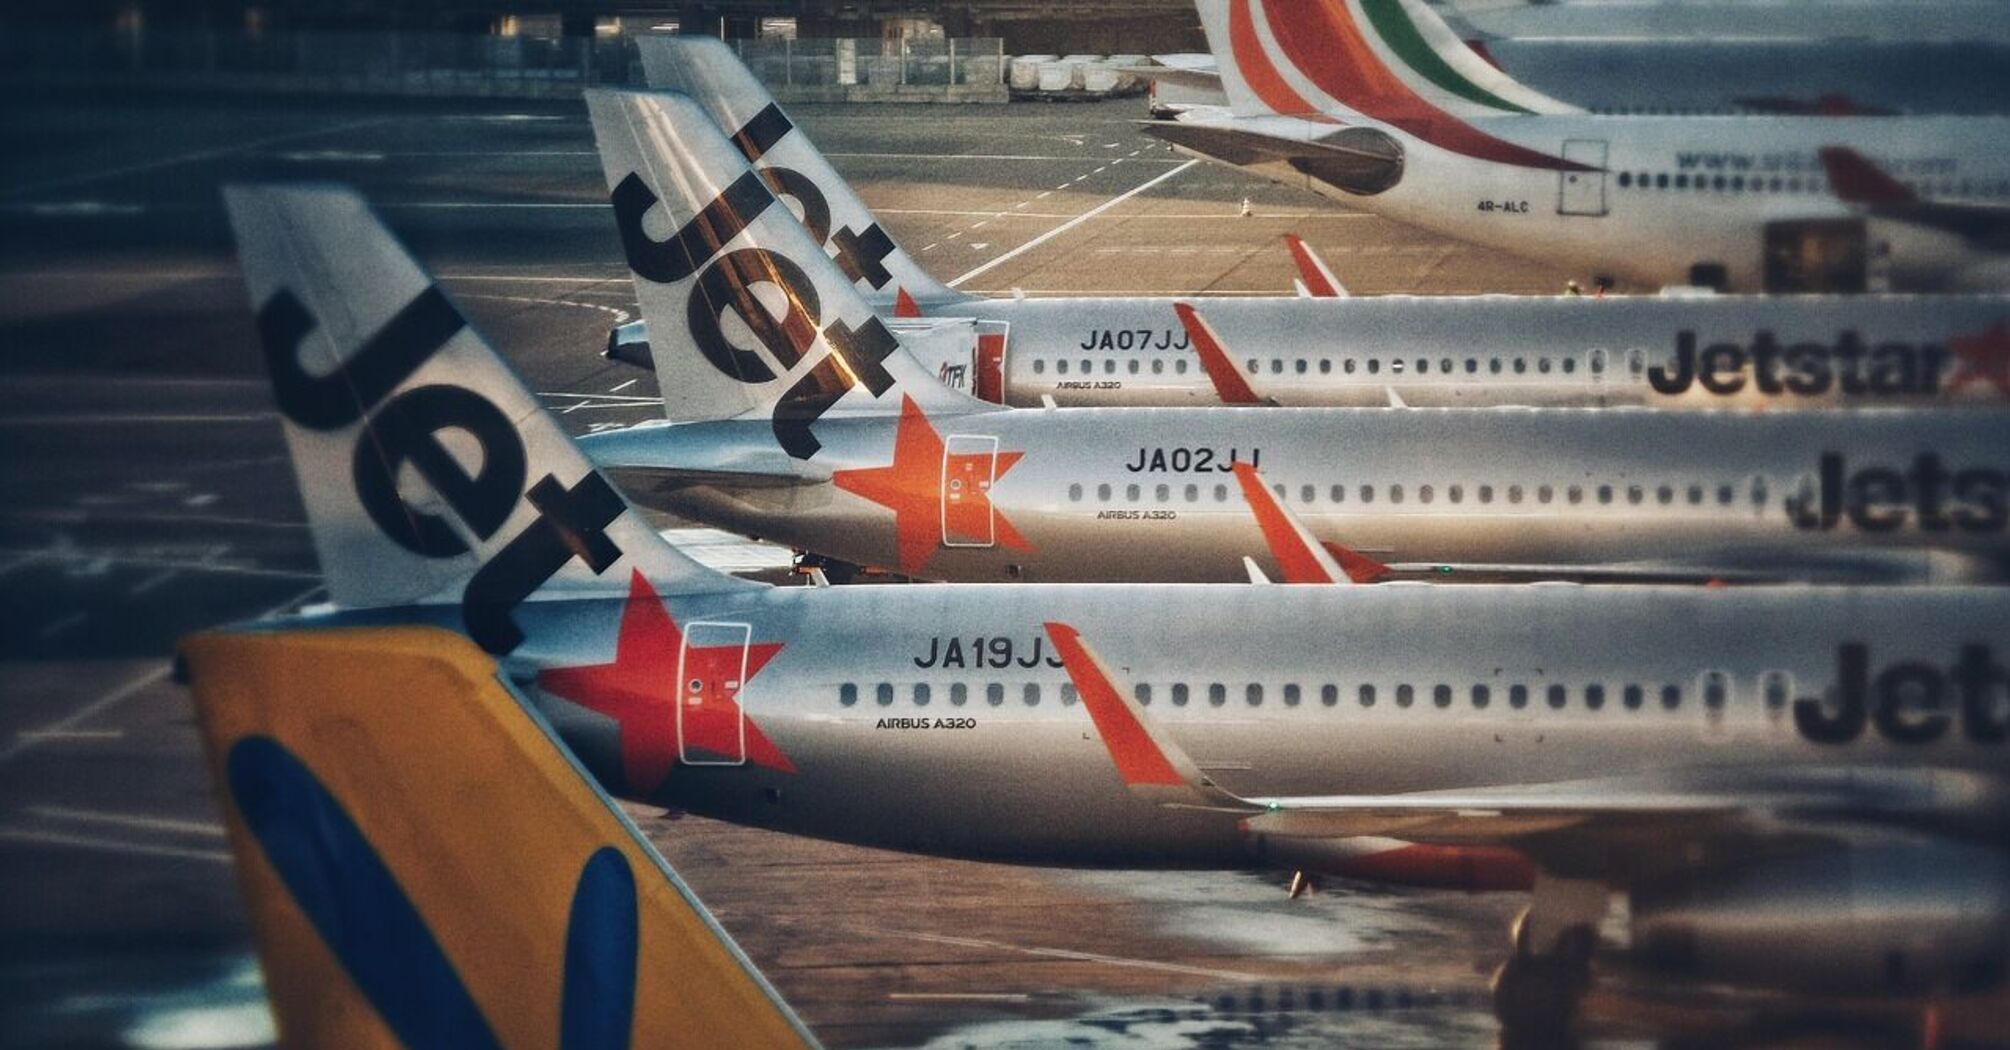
<box><xmin>578</xmin><ymin>88</ymin><xmax>2009</xmax><ymax>585</ymax></box>
<box><xmin>617</xmin><ymin>35</ymin><xmax>2009</xmax><ymax>410</ymax></box>
<box><xmin>180</xmin><ymin>625</ymin><xmax>817</xmax><ymax>1049</ymax></box>
<box><xmin>218</xmin><ymin>181</ymin><xmax>2010</xmax><ymax>1036</ymax></box>
<box><xmin>1150</xmin><ymin>0</ymin><xmax>2010</xmax><ymax>292</ymax></box>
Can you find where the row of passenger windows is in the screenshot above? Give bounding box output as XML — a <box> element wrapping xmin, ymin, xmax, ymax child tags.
<box><xmin>1066</xmin><ymin>477</ymin><xmax>1775</xmax><ymax>509</ymax></box>
<box><xmin>1031</xmin><ymin>351</ymin><xmax>1648</xmax><ymax>380</ymax></box>
<box><xmin>839</xmin><ymin>671</ymin><xmax>1793</xmax><ymax>712</ymax></box>
<box><xmin>1617</xmin><ymin>170</ymin><xmax>2010</xmax><ymax>198</ymax></box>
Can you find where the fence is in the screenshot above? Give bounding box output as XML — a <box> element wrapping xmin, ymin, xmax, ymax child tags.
<box><xmin>0</xmin><ymin>25</ymin><xmax>1007</xmax><ymax>102</ymax></box>
<box><xmin>732</xmin><ymin>38</ymin><xmax>1006</xmax><ymax>102</ymax></box>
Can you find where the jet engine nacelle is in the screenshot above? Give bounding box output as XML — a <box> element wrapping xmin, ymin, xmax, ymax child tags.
<box><xmin>1630</xmin><ymin>841</ymin><xmax>2010</xmax><ymax>996</ymax></box>
<box><xmin>604</xmin><ymin>319</ymin><xmax>652</xmax><ymax>369</ymax></box>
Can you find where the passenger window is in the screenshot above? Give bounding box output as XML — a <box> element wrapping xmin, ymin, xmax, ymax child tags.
<box><xmin>1296</xmin><ymin>359</ymin><xmax>1308</xmax><ymax>375</ymax></box>
<box><xmin>1478</xmin><ymin>485</ymin><xmax>1494</xmax><ymax>503</ymax></box>
<box><xmin>914</xmin><ymin>683</ymin><xmax>931</xmax><ymax>706</ymax></box>
<box><xmin>1246</xmin><ymin>683</ymin><xmax>1264</xmax><ymax>706</ymax></box>
<box><xmin>1433</xmin><ymin>684</ymin><xmax>1452</xmax><ymax>708</ymax></box>
<box><xmin>1068</xmin><ymin>483</ymin><xmax>1083</xmax><ymax>501</ymax></box>
<box><xmin>1538</xmin><ymin>357</ymin><xmax>1552</xmax><ymax>374</ymax></box>
<box><xmin>1360</xmin><ymin>485</ymin><xmax>1375</xmax><ymax>503</ymax></box>
<box><xmin>1213</xmin><ymin>484</ymin><xmax>1228</xmax><ymax>502</ymax></box>
<box><xmin>1513</xmin><ymin>357</ymin><xmax>1527</xmax><ymax>374</ymax></box>
<box><xmin>1185</xmin><ymin>484</ymin><xmax>1199</xmax><ymax>502</ymax></box>
<box><xmin>1135</xmin><ymin>683</ymin><xmax>1152</xmax><ymax>705</ymax></box>
<box><xmin>1284</xmin><ymin>683</ymin><xmax>1301</xmax><ymax>707</ymax></box>
<box><xmin>1023</xmin><ymin>683</ymin><xmax>1041</xmax><ymax>706</ymax></box>
<box><xmin>1127</xmin><ymin>484</ymin><xmax>1140</xmax><ymax>501</ymax></box>
<box><xmin>1419</xmin><ymin>485</ymin><xmax>1434</xmax><ymax>504</ymax></box>
<box><xmin>1105</xmin><ymin>360</ymin><xmax>1116</xmax><ymax>374</ymax></box>
<box><xmin>841</xmin><ymin>683</ymin><xmax>858</xmax><ymax>707</ymax></box>
<box><xmin>1701</xmin><ymin>671</ymin><xmax>1728</xmax><ymax>711</ymax></box>
<box><xmin>1330</xmin><ymin>485</ymin><xmax>1346</xmax><ymax>503</ymax></box>
<box><xmin>1172</xmin><ymin>683</ymin><xmax>1190</xmax><ymax>706</ymax></box>
<box><xmin>1033</xmin><ymin>359</ymin><xmax>1046</xmax><ymax>374</ymax></box>
<box><xmin>1396</xmin><ymin>684</ymin><xmax>1414</xmax><ymax>708</ymax></box>
<box><xmin>1509</xmin><ymin>684</ymin><xmax>1528</xmax><ymax>709</ymax></box>
<box><xmin>1439</xmin><ymin>357</ymin><xmax>1452</xmax><ymax>374</ymax></box>
<box><xmin>1391</xmin><ymin>359</ymin><xmax>1405</xmax><ymax>374</ymax></box>
<box><xmin>1449</xmin><ymin>484</ymin><xmax>1463</xmax><ymax>503</ymax></box>
<box><xmin>1319</xmin><ymin>359</ymin><xmax>1331</xmax><ymax>374</ymax></box>
<box><xmin>1465</xmin><ymin>359</ymin><xmax>1478</xmax><ymax>374</ymax></box>
<box><xmin>1623</xmin><ymin>684</ymin><xmax>1643</xmax><ymax>710</ymax></box>
<box><xmin>1152</xmin><ymin>359</ymin><xmax>1164</xmax><ymax>374</ymax></box>
<box><xmin>1584</xmin><ymin>684</ymin><xmax>1605</xmax><ymax>710</ymax></box>
<box><xmin>1057</xmin><ymin>359</ymin><xmax>1069</xmax><ymax>375</ymax></box>
<box><xmin>1097</xmin><ymin>483</ymin><xmax>1112</xmax><ymax>501</ymax></box>
<box><xmin>1537</xmin><ymin>485</ymin><xmax>1553</xmax><ymax>504</ymax></box>
<box><xmin>1271</xmin><ymin>359</ymin><xmax>1284</xmax><ymax>375</ymax></box>
<box><xmin>1128</xmin><ymin>359</ymin><xmax>1140</xmax><ymax>374</ymax></box>
<box><xmin>1175</xmin><ymin>359</ymin><xmax>1187</xmax><ymax>375</ymax></box>
<box><xmin>1717</xmin><ymin>484</ymin><xmax>1735</xmax><ymax>506</ymax></box>
<box><xmin>1368</xmin><ymin>359</ymin><xmax>1381</xmax><ymax>374</ymax></box>
<box><xmin>1344</xmin><ymin>359</ymin><xmax>1357</xmax><ymax>374</ymax></box>
<box><xmin>1414</xmin><ymin>358</ymin><xmax>1427</xmax><ymax>374</ymax></box>
<box><xmin>1561</xmin><ymin>358</ymin><xmax>1576</xmax><ymax>374</ymax></box>
<box><xmin>1208</xmin><ymin>683</ymin><xmax>1227</xmax><ymax>707</ymax></box>
<box><xmin>1627</xmin><ymin>485</ymin><xmax>1643</xmax><ymax>504</ymax></box>
<box><xmin>1156</xmin><ymin>484</ymin><xmax>1170</xmax><ymax>501</ymax></box>
<box><xmin>1546</xmin><ymin>684</ymin><xmax>1567</xmax><ymax>709</ymax></box>
<box><xmin>1657</xmin><ymin>485</ymin><xmax>1673</xmax><ymax>504</ymax></box>
<box><xmin>1390</xmin><ymin>484</ymin><xmax>1404</xmax><ymax>503</ymax></box>
<box><xmin>1507</xmin><ymin>484</ymin><xmax>1524</xmax><ymax>504</ymax></box>
<box><xmin>1079</xmin><ymin>358</ymin><xmax>1091</xmax><ymax>374</ymax></box>
<box><xmin>877</xmin><ymin>683</ymin><xmax>895</xmax><ymax>706</ymax></box>
<box><xmin>1322</xmin><ymin>684</ymin><xmax>1340</xmax><ymax>707</ymax></box>
<box><xmin>1472</xmin><ymin>684</ymin><xmax>1490</xmax><ymax>708</ymax></box>
<box><xmin>1568</xmin><ymin>485</ymin><xmax>1583</xmax><ymax>504</ymax></box>
<box><xmin>1060</xmin><ymin>683</ymin><xmax>1078</xmax><ymax>705</ymax></box>
<box><xmin>1598</xmin><ymin>485</ymin><xmax>1613</xmax><ymax>504</ymax></box>
<box><xmin>950</xmin><ymin>683</ymin><xmax>967</xmax><ymax>706</ymax></box>
<box><xmin>1687</xmin><ymin>484</ymin><xmax>1704</xmax><ymax>504</ymax></box>
<box><xmin>1750</xmin><ymin>477</ymin><xmax>1768</xmax><ymax>509</ymax></box>
<box><xmin>1358</xmin><ymin>684</ymin><xmax>1376</xmax><ymax>707</ymax></box>
<box><xmin>1489</xmin><ymin>359</ymin><xmax>1503</xmax><ymax>374</ymax></box>
<box><xmin>1661</xmin><ymin>684</ymin><xmax>1682</xmax><ymax>710</ymax></box>
<box><xmin>1761</xmin><ymin>671</ymin><xmax>1792</xmax><ymax>721</ymax></box>
<box><xmin>1301</xmin><ymin>485</ymin><xmax>1316</xmax><ymax>504</ymax></box>
<box><xmin>987</xmin><ymin>683</ymin><xmax>1005</xmax><ymax>706</ymax></box>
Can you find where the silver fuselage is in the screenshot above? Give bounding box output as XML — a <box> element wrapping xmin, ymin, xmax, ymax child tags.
<box><xmin>587</xmin><ymin>405</ymin><xmax>2010</xmax><ymax>583</ymax></box>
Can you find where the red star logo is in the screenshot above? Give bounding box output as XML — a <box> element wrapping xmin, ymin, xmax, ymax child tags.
<box><xmin>537</xmin><ymin>571</ymin><xmax>792</xmax><ymax>797</ymax></box>
<box><xmin>830</xmin><ymin>396</ymin><xmax>1030</xmax><ymax>574</ymax></box>
<box><xmin>1948</xmin><ymin>320</ymin><xmax>2010</xmax><ymax>397</ymax></box>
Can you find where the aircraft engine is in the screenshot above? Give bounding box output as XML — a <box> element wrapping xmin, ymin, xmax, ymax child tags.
<box><xmin>1629</xmin><ymin>840</ymin><xmax>2010</xmax><ymax>995</ymax></box>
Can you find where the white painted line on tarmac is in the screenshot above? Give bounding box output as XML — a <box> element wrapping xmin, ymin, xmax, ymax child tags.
<box><xmin>0</xmin><ymin>827</ymin><xmax>231</xmax><ymax>865</ymax></box>
<box><xmin>609</xmin><ymin>378</ymin><xmax>639</xmax><ymax>393</ymax></box>
<box><xmin>27</xmin><ymin>805</ymin><xmax>226</xmax><ymax>838</ymax></box>
<box><xmin>948</xmin><ymin>159</ymin><xmax>1199</xmax><ymax>288</ymax></box>
<box><xmin>824</xmin><ymin>152</ymin><xmax>1185</xmax><ymax>163</ymax></box>
<box><xmin>9</xmin><ymin>118</ymin><xmax>393</xmax><ymax>198</ymax></box>
<box><xmin>35</xmin><ymin>612</ymin><xmax>86</xmax><ymax>641</ymax></box>
<box><xmin>884</xmin><ymin>929</ymin><xmax>1262</xmax><ymax>982</ymax></box>
<box><xmin>0</xmin><ymin>583</ymin><xmax>322</xmax><ymax>767</ymax></box>
<box><xmin>886</xmin><ymin>993</ymin><xmax>1035</xmax><ymax>1003</ymax></box>
<box><xmin>0</xmin><ymin>413</ymin><xmax>276</xmax><ymax>426</ymax></box>
<box><xmin>14</xmin><ymin>729</ymin><xmax>122</xmax><ymax>742</ymax></box>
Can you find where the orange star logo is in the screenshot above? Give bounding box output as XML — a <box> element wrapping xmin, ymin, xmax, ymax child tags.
<box><xmin>831</xmin><ymin>396</ymin><xmax>1030</xmax><ymax>575</ymax></box>
<box><xmin>1948</xmin><ymin>320</ymin><xmax>2010</xmax><ymax>397</ymax></box>
<box><xmin>538</xmin><ymin>570</ymin><xmax>792</xmax><ymax>797</ymax></box>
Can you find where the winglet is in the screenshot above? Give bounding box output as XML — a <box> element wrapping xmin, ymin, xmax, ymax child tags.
<box><xmin>1173</xmin><ymin>301</ymin><xmax>1269</xmax><ymax>406</ymax></box>
<box><xmin>181</xmin><ymin>626</ymin><xmax>817</xmax><ymax>1049</ymax></box>
<box><xmin>1321</xmin><ymin>541</ymin><xmax>1394</xmax><ymax>585</ymax></box>
<box><xmin>1819</xmin><ymin>146</ymin><xmax>1917</xmax><ymax>206</ymax></box>
<box><xmin>1042</xmin><ymin>622</ymin><xmax>1245</xmax><ymax>809</ymax></box>
<box><xmin>1283</xmin><ymin>234</ymin><xmax>1346</xmax><ymax>297</ymax></box>
<box><xmin>1230</xmin><ymin>462</ymin><xmax>1347</xmax><ymax>585</ymax></box>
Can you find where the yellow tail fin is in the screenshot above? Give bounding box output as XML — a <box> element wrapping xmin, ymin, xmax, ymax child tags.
<box><xmin>180</xmin><ymin>626</ymin><xmax>816</xmax><ymax>1050</ymax></box>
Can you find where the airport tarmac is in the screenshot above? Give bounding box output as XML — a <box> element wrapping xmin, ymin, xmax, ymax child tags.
<box><xmin>1</xmin><ymin>90</ymin><xmax>1997</xmax><ymax>1049</ymax></box>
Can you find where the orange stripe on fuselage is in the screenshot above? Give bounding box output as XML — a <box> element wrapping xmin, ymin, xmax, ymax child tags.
<box><xmin>1044</xmin><ymin>622</ymin><xmax>1187</xmax><ymax>788</ymax></box>
<box><xmin>1251</xmin><ymin>0</ymin><xmax>1589</xmax><ymax>172</ymax></box>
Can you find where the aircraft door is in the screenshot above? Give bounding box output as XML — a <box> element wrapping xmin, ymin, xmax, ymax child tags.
<box><xmin>676</xmin><ymin>622</ymin><xmax>752</xmax><ymax>766</ymax></box>
<box><xmin>975</xmin><ymin>321</ymin><xmax>1010</xmax><ymax>404</ymax></box>
<box><xmin>1557</xmin><ymin>140</ymin><xmax>1608</xmax><ymax>217</ymax></box>
<box><xmin>941</xmin><ymin>434</ymin><xmax>1000</xmax><ymax>548</ymax></box>
<box><xmin>1763</xmin><ymin>218</ymin><xmax>1867</xmax><ymax>292</ymax></box>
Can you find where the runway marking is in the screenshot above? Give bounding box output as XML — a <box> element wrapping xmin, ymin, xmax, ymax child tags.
<box><xmin>609</xmin><ymin>378</ymin><xmax>639</xmax><ymax>393</ymax></box>
<box><xmin>948</xmin><ymin>159</ymin><xmax>1199</xmax><ymax>288</ymax></box>
<box><xmin>883</xmin><ymin>929</ymin><xmax>1262</xmax><ymax>982</ymax></box>
<box><xmin>0</xmin><ymin>583</ymin><xmax>323</xmax><ymax>767</ymax></box>
<box><xmin>886</xmin><ymin>993</ymin><xmax>1035</xmax><ymax>1003</ymax></box>
<box><xmin>126</xmin><ymin>568</ymin><xmax>180</xmax><ymax>597</ymax></box>
<box><xmin>14</xmin><ymin>729</ymin><xmax>122</xmax><ymax>742</ymax></box>
<box><xmin>0</xmin><ymin>511</ymin><xmax>305</xmax><ymax>531</ymax></box>
<box><xmin>27</xmin><ymin>805</ymin><xmax>226</xmax><ymax>838</ymax></box>
<box><xmin>823</xmin><ymin>152</ymin><xmax>1185</xmax><ymax>163</ymax></box>
<box><xmin>36</xmin><ymin>612</ymin><xmax>87</xmax><ymax>640</ymax></box>
<box><xmin>0</xmin><ymin>827</ymin><xmax>232</xmax><ymax>865</ymax></box>
<box><xmin>8</xmin><ymin>117</ymin><xmax>393</xmax><ymax>198</ymax></box>
<box><xmin>537</xmin><ymin>391</ymin><xmax>661</xmax><ymax>404</ymax></box>
<box><xmin>457</xmin><ymin>292</ymin><xmax>631</xmax><ymax>325</ymax></box>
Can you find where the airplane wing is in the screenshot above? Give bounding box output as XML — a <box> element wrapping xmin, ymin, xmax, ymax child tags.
<box><xmin>1115</xmin><ymin>65</ymin><xmax>1225</xmax><ymax>92</ymax></box>
<box><xmin>1821</xmin><ymin>146</ymin><xmax>2010</xmax><ymax>250</ymax></box>
<box><xmin>1138</xmin><ymin>119</ymin><xmax>1405</xmax><ymax>196</ymax></box>
<box><xmin>1043</xmin><ymin>621</ymin><xmax>2005</xmax><ymax>879</ymax></box>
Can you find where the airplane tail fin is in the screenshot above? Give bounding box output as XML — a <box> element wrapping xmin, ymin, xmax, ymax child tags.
<box><xmin>1194</xmin><ymin>0</ymin><xmax>1580</xmax><ymax>131</ymax></box>
<box><xmin>585</xmin><ymin>89</ymin><xmax>986</xmax><ymax>457</ymax></box>
<box><xmin>1818</xmin><ymin>146</ymin><xmax>1919</xmax><ymax>206</ymax></box>
<box><xmin>182</xmin><ymin>626</ymin><xmax>818</xmax><ymax>1050</ymax></box>
<box><xmin>634</xmin><ymin>36</ymin><xmax>970</xmax><ymax>309</ymax></box>
<box><xmin>223</xmin><ymin>184</ymin><xmax>754</xmax><ymax>653</ymax></box>
<box><xmin>1283</xmin><ymin>234</ymin><xmax>1347</xmax><ymax>297</ymax></box>
<box><xmin>1230</xmin><ymin>462</ymin><xmax>1352</xmax><ymax>584</ymax></box>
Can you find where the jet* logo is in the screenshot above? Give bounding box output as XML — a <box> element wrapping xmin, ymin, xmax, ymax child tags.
<box><xmin>256</xmin><ymin>286</ymin><xmax>625</xmax><ymax>654</ymax></box>
<box><xmin>1794</xmin><ymin>643</ymin><xmax>2009</xmax><ymax>745</ymax></box>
